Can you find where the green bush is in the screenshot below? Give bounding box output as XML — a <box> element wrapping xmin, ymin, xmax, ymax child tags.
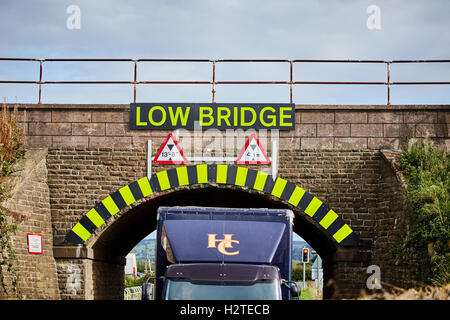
<box><xmin>292</xmin><ymin>260</ymin><xmax>312</xmax><ymax>282</ymax></box>
<box><xmin>0</xmin><ymin>104</ymin><xmax>26</xmax><ymax>296</ymax></box>
<box><xmin>396</xmin><ymin>141</ymin><xmax>449</xmax><ymax>286</ymax></box>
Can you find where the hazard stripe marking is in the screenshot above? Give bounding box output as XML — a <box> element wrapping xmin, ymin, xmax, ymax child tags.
<box><xmin>176</xmin><ymin>166</ymin><xmax>189</xmax><ymax>186</ymax></box>
<box><xmin>149</xmin><ymin>174</ymin><xmax>161</xmax><ymax>193</ymax></box>
<box><xmin>128</xmin><ymin>181</ymin><xmax>144</xmax><ymax>201</ymax></box>
<box><xmin>298</xmin><ymin>192</ymin><xmax>314</xmax><ymax>211</ymax></box>
<box><xmin>253</xmin><ymin>171</ymin><xmax>268</xmax><ymax>191</ymax></box>
<box><xmin>312</xmin><ymin>204</ymin><xmax>330</xmax><ymax>223</ymax></box>
<box><xmin>333</xmin><ymin>224</ymin><xmax>353</xmax><ymax>243</ymax></box>
<box><xmin>64</xmin><ymin>230</ymin><xmax>83</xmax><ymax>244</ymax></box>
<box><xmin>216</xmin><ymin>164</ymin><xmax>228</xmax><ymax>184</ymax></box>
<box><xmin>226</xmin><ymin>166</ymin><xmax>238</xmax><ymax>185</ymax></box>
<box><xmin>85</xmin><ymin>208</ymin><xmax>105</xmax><ymax>228</ymax></box>
<box><xmin>186</xmin><ymin>166</ymin><xmax>198</xmax><ymax>185</ymax></box>
<box><xmin>110</xmin><ymin>191</ymin><xmax>127</xmax><ymax>211</ymax></box>
<box><xmin>339</xmin><ymin>232</ymin><xmax>360</xmax><ymax>246</ymax></box>
<box><xmin>280</xmin><ymin>182</ymin><xmax>296</xmax><ymax>202</ymax></box>
<box><xmin>304</xmin><ymin>197</ymin><xmax>323</xmax><ymax>217</ymax></box>
<box><xmin>262</xmin><ymin>175</ymin><xmax>275</xmax><ymax>194</ymax></box>
<box><xmin>93</xmin><ymin>202</ymin><xmax>111</xmax><ymax>222</ymax></box>
<box><xmin>156</xmin><ymin>171</ymin><xmax>171</xmax><ymax>191</ymax></box>
<box><xmin>319</xmin><ymin>210</ymin><xmax>338</xmax><ymax>229</ymax></box>
<box><xmin>72</xmin><ymin>223</ymin><xmax>91</xmax><ymax>242</ymax></box>
<box><xmin>167</xmin><ymin>168</ymin><xmax>180</xmax><ymax>188</ymax></box>
<box><xmin>288</xmin><ymin>186</ymin><xmax>306</xmax><ymax>207</ymax></box>
<box><xmin>327</xmin><ymin>217</ymin><xmax>345</xmax><ymax>236</ymax></box>
<box><xmin>244</xmin><ymin>169</ymin><xmax>258</xmax><ymax>189</ymax></box>
<box><xmin>207</xmin><ymin>164</ymin><xmax>217</xmax><ymax>183</ymax></box>
<box><xmin>197</xmin><ymin>164</ymin><xmax>208</xmax><ymax>183</ymax></box>
<box><xmin>79</xmin><ymin>216</ymin><xmax>96</xmax><ymax>234</ymax></box>
<box><xmin>137</xmin><ymin>177</ymin><xmax>152</xmax><ymax>197</ymax></box>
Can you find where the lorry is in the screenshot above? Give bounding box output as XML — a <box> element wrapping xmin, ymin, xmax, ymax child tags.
<box><xmin>150</xmin><ymin>206</ymin><xmax>300</xmax><ymax>300</ymax></box>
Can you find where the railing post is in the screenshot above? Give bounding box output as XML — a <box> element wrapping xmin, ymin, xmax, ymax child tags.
<box><xmin>211</xmin><ymin>60</ymin><xmax>216</xmax><ymax>103</ymax></box>
<box><xmin>289</xmin><ymin>60</ymin><xmax>294</xmax><ymax>104</ymax></box>
<box><xmin>386</xmin><ymin>61</ymin><xmax>391</xmax><ymax>105</ymax></box>
<box><xmin>133</xmin><ymin>59</ymin><xmax>138</xmax><ymax>103</ymax></box>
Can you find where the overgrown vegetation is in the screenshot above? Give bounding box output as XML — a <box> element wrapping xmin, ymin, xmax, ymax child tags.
<box><xmin>124</xmin><ymin>261</ymin><xmax>155</xmax><ymax>288</ymax></box>
<box><xmin>0</xmin><ymin>103</ymin><xmax>26</xmax><ymax>296</ymax></box>
<box><xmin>395</xmin><ymin>141</ymin><xmax>449</xmax><ymax>286</ymax></box>
<box><xmin>292</xmin><ymin>260</ymin><xmax>312</xmax><ymax>282</ymax></box>
<box><xmin>0</xmin><ymin>104</ymin><xmax>25</xmax><ymax>176</ymax></box>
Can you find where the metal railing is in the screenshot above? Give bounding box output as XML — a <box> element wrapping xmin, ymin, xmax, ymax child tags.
<box><xmin>1</xmin><ymin>58</ymin><xmax>449</xmax><ymax>105</ymax></box>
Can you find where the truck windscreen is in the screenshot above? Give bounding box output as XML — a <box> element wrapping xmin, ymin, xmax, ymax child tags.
<box><xmin>163</xmin><ymin>279</ymin><xmax>281</xmax><ymax>300</ymax></box>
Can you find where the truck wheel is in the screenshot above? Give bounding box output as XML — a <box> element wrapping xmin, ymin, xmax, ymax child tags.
<box><xmin>141</xmin><ymin>283</ymin><xmax>152</xmax><ymax>300</ymax></box>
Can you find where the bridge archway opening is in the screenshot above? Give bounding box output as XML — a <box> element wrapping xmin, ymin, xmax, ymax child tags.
<box><xmin>92</xmin><ymin>186</ymin><xmax>338</xmax><ymax>261</ymax></box>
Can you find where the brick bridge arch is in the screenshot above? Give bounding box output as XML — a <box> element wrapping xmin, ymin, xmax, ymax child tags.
<box><xmin>6</xmin><ymin>104</ymin><xmax>447</xmax><ymax>300</ymax></box>
<box><xmin>58</xmin><ymin>164</ymin><xmax>366</xmax><ymax>300</ymax></box>
<box><xmin>64</xmin><ymin>164</ymin><xmax>360</xmax><ymax>248</ymax></box>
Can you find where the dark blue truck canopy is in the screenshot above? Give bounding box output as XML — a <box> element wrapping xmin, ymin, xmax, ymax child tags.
<box><xmin>155</xmin><ymin>206</ymin><xmax>294</xmax><ymax>299</ymax></box>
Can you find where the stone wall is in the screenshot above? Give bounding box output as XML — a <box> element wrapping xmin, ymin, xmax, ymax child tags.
<box><xmin>1</xmin><ymin>149</ymin><xmax>60</xmax><ymax>299</ymax></box>
<box><xmin>9</xmin><ymin>104</ymin><xmax>448</xmax><ymax>152</ymax></box>
<box><xmin>46</xmin><ymin>148</ymin><xmax>382</xmax><ymax>246</ymax></box>
<box><xmin>4</xmin><ymin>103</ymin><xmax>448</xmax><ymax>299</ymax></box>
<box><xmin>277</xmin><ymin>150</ymin><xmax>380</xmax><ymax>243</ymax></box>
<box><xmin>55</xmin><ymin>258</ymin><xmax>124</xmax><ymax>300</ymax></box>
<box><xmin>55</xmin><ymin>259</ymin><xmax>85</xmax><ymax>300</ymax></box>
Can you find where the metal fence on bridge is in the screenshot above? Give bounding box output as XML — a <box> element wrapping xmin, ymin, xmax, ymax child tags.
<box><xmin>1</xmin><ymin>57</ymin><xmax>449</xmax><ymax>105</ymax></box>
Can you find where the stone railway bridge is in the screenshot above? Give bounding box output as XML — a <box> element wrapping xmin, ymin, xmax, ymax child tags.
<box><xmin>2</xmin><ymin>103</ymin><xmax>449</xmax><ymax>300</ymax></box>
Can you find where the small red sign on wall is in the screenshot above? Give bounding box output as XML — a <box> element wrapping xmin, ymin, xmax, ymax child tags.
<box><xmin>27</xmin><ymin>233</ymin><xmax>43</xmax><ymax>254</ymax></box>
<box><xmin>153</xmin><ymin>133</ymin><xmax>188</xmax><ymax>164</ymax></box>
<box><xmin>236</xmin><ymin>134</ymin><xmax>271</xmax><ymax>165</ymax></box>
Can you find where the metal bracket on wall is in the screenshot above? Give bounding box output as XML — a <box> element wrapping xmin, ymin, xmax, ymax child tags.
<box><xmin>271</xmin><ymin>139</ymin><xmax>278</xmax><ymax>180</ymax></box>
<box><xmin>147</xmin><ymin>140</ymin><xmax>152</xmax><ymax>178</ymax></box>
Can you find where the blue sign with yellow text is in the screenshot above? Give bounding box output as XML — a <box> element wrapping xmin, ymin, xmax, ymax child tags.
<box><xmin>129</xmin><ymin>103</ymin><xmax>295</xmax><ymax>130</ymax></box>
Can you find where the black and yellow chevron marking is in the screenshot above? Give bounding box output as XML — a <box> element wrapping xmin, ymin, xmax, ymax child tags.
<box><xmin>64</xmin><ymin>164</ymin><xmax>360</xmax><ymax>247</ymax></box>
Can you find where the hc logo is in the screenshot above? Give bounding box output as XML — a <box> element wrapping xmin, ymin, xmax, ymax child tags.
<box><xmin>207</xmin><ymin>234</ymin><xmax>240</xmax><ymax>256</ymax></box>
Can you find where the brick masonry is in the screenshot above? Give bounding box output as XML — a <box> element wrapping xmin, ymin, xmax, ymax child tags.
<box><xmin>44</xmin><ymin>148</ymin><xmax>405</xmax><ymax>299</ymax></box>
<box><xmin>372</xmin><ymin>150</ymin><xmax>417</xmax><ymax>289</ymax></box>
<box><xmin>1</xmin><ymin>149</ymin><xmax>60</xmax><ymax>299</ymax></box>
<box><xmin>9</xmin><ymin>104</ymin><xmax>449</xmax><ymax>152</ymax></box>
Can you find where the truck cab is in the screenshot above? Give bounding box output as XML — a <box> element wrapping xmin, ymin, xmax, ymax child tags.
<box><xmin>153</xmin><ymin>206</ymin><xmax>299</xmax><ymax>300</ymax></box>
<box><xmin>162</xmin><ymin>263</ymin><xmax>282</xmax><ymax>300</ymax></box>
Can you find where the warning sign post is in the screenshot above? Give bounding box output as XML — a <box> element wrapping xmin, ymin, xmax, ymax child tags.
<box><xmin>236</xmin><ymin>134</ymin><xmax>271</xmax><ymax>165</ymax></box>
<box><xmin>153</xmin><ymin>133</ymin><xmax>188</xmax><ymax>164</ymax></box>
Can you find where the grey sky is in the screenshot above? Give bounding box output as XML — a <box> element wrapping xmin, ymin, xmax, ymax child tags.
<box><xmin>1</xmin><ymin>0</ymin><xmax>449</xmax><ymax>104</ymax></box>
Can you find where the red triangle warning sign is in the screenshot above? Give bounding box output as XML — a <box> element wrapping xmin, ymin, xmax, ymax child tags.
<box><xmin>236</xmin><ymin>134</ymin><xmax>271</xmax><ymax>165</ymax></box>
<box><xmin>153</xmin><ymin>133</ymin><xmax>188</xmax><ymax>164</ymax></box>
